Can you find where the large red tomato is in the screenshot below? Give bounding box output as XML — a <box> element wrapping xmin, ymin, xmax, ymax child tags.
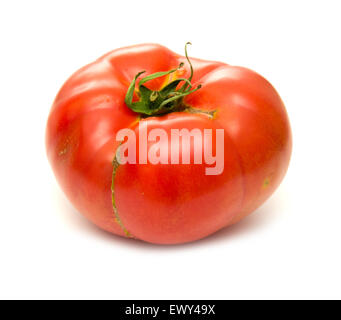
<box><xmin>46</xmin><ymin>43</ymin><xmax>292</xmax><ymax>244</ymax></box>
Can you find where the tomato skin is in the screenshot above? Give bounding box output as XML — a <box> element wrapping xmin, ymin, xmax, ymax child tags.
<box><xmin>46</xmin><ymin>44</ymin><xmax>292</xmax><ymax>244</ymax></box>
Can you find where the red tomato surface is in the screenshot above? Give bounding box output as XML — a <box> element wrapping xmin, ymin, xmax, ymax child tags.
<box><xmin>46</xmin><ymin>44</ymin><xmax>292</xmax><ymax>244</ymax></box>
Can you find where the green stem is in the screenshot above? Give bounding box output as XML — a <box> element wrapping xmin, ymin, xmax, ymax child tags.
<box><xmin>179</xmin><ymin>42</ymin><xmax>194</xmax><ymax>93</ymax></box>
<box><xmin>124</xmin><ymin>43</ymin><xmax>201</xmax><ymax>116</ymax></box>
<box><xmin>159</xmin><ymin>85</ymin><xmax>202</xmax><ymax>109</ymax></box>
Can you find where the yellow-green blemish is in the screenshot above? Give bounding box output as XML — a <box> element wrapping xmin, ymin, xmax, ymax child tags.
<box><xmin>111</xmin><ymin>151</ymin><xmax>133</xmax><ymax>238</ymax></box>
<box><xmin>59</xmin><ymin>137</ymin><xmax>71</xmax><ymax>156</ymax></box>
<box><xmin>184</xmin><ymin>107</ymin><xmax>217</xmax><ymax>119</ymax></box>
<box><xmin>59</xmin><ymin>148</ymin><xmax>67</xmax><ymax>156</ymax></box>
<box><xmin>263</xmin><ymin>177</ymin><xmax>270</xmax><ymax>189</ymax></box>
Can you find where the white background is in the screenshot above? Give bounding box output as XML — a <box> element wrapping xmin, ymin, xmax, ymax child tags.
<box><xmin>0</xmin><ymin>0</ymin><xmax>340</xmax><ymax>300</ymax></box>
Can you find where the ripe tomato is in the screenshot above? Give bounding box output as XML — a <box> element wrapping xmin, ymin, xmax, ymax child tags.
<box><xmin>46</xmin><ymin>43</ymin><xmax>292</xmax><ymax>244</ymax></box>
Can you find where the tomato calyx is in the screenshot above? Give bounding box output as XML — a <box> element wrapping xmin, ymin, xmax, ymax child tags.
<box><xmin>125</xmin><ymin>42</ymin><xmax>202</xmax><ymax>116</ymax></box>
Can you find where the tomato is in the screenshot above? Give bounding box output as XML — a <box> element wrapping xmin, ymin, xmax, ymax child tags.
<box><xmin>46</xmin><ymin>43</ymin><xmax>292</xmax><ymax>244</ymax></box>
